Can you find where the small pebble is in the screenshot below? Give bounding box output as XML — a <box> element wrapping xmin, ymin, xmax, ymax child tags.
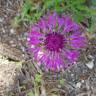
<box><xmin>81</xmin><ymin>80</ymin><xmax>85</xmax><ymax>83</ymax></box>
<box><xmin>2</xmin><ymin>27</ymin><xmax>6</xmax><ymax>33</ymax></box>
<box><xmin>71</xmin><ymin>74</ymin><xmax>74</xmax><ymax>76</ymax></box>
<box><xmin>76</xmin><ymin>82</ymin><xmax>81</xmax><ymax>88</ymax></box>
<box><xmin>9</xmin><ymin>40</ymin><xmax>14</xmax><ymax>44</ymax></box>
<box><xmin>10</xmin><ymin>29</ymin><xmax>15</xmax><ymax>34</ymax></box>
<box><xmin>85</xmin><ymin>60</ymin><xmax>94</xmax><ymax>69</ymax></box>
<box><xmin>0</xmin><ymin>17</ymin><xmax>4</xmax><ymax>22</ymax></box>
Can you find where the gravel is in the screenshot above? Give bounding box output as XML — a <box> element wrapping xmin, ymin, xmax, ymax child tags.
<box><xmin>0</xmin><ymin>0</ymin><xmax>96</xmax><ymax>96</ymax></box>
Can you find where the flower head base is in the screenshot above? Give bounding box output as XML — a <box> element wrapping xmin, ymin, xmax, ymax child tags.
<box><xmin>45</xmin><ymin>32</ymin><xmax>64</xmax><ymax>52</ymax></box>
<box><xmin>27</xmin><ymin>12</ymin><xmax>87</xmax><ymax>71</ymax></box>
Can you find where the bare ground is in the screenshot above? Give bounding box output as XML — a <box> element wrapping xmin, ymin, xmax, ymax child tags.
<box><xmin>0</xmin><ymin>0</ymin><xmax>96</xmax><ymax>96</ymax></box>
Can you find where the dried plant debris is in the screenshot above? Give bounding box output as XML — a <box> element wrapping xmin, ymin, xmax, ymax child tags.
<box><xmin>0</xmin><ymin>0</ymin><xmax>96</xmax><ymax>96</ymax></box>
<box><xmin>0</xmin><ymin>42</ymin><xmax>25</xmax><ymax>61</ymax></box>
<box><xmin>0</xmin><ymin>55</ymin><xmax>22</xmax><ymax>96</ymax></box>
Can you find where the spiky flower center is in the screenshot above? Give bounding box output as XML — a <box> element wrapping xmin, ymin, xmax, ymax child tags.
<box><xmin>44</xmin><ymin>32</ymin><xmax>64</xmax><ymax>52</ymax></box>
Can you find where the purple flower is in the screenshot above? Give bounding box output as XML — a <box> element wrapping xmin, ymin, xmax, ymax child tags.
<box><xmin>27</xmin><ymin>13</ymin><xmax>87</xmax><ymax>71</ymax></box>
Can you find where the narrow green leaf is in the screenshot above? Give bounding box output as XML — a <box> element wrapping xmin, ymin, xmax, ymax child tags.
<box><xmin>27</xmin><ymin>91</ymin><xmax>34</xmax><ymax>96</ymax></box>
<box><xmin>35</xmin><ymin>74</ymin><xmax>42</xmax><ymax>83</ymax></box>
<box><xmin>60</xmin><ymin>79</ymin><xmax>65</xmax><ymax>85</ymax></box>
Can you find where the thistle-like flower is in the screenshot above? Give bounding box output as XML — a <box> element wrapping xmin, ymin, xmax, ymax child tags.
<box><xmin>27</xmin><ymin>13</ymin><xmax>86</xmax><ymax>70</ymax></box>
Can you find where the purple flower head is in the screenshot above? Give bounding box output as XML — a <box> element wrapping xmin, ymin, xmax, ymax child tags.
<box><xmin>27</xmin><ymin>12</ymin><xmax>87</xmax><ymax>71</ymax></box>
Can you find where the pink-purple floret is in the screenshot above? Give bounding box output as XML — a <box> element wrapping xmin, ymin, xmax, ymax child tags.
<box><xmin>27</xmin><ymin>12</ymin><xmax>87</xmax><ymax>71</ymax></box>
